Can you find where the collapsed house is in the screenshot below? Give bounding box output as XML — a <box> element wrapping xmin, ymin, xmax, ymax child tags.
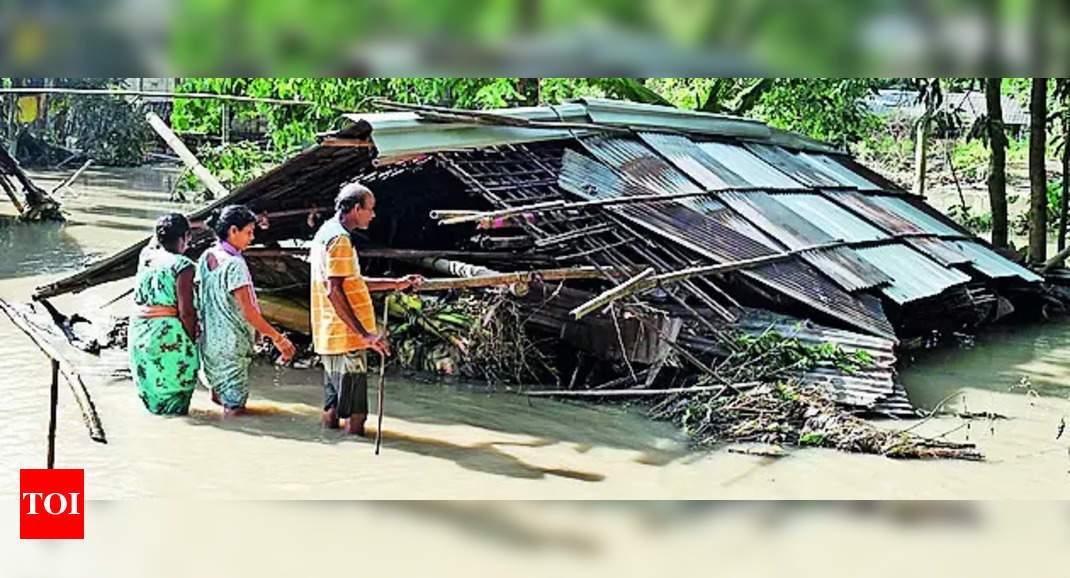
<box><xmin>35</xmin><ymin>98</ymin><xmax>1050</xmax><ymax>417</ymax></box>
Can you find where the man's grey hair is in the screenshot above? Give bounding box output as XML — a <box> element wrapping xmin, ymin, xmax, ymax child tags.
<box><xmin>336</xmin><ymin>182</ymin><xmax>374</xmax><ymax>215</ymax></box>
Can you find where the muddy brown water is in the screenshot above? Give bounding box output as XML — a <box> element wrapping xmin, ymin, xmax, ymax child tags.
<box><xmin>2</xmin><ymin>167</ymin><xmax>1070</xmax><ymax>499</ymax></box>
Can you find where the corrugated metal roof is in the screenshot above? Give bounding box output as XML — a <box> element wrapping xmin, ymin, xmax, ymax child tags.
<box><xmin>772</xmin><ymin>193</ymin><xmax>888</xmax><ymax>242</ymax></box>
<box><xmin>795</xmin><ymin>152</ymin><xmax>881</xmax><ymax>190</ymax></box>
<box><xmin>696</xmin><ymin>141</ymin><xmax>804</xmax><ymax>189</ymax></box>
<box><xmin>865</xmin><ymin>195</ymin><xmax>962</xmax><ymax>236</ymax></box>
<box><xmin>558</xmin><ymin>148</ymin><xmax>896</xmax><ymax>338</ymax></box>
<box><xmin>905</xmin><ymin>237</ymin><xmax>972</xmax><ymax>266</ymax></box>
<box><xmin>636</xmin><ymin>132</ymin><xmax>750</xmax><ymax>189</ymax></box>
<box><xmin>949</xmin><ymin>241</ymin><xmax>1044</xmax><ymax>282</ymax></box>
<box><xmin>822</xmin><ymin>190</ymin><xmax>925</xmax><ymax>234</ymax></box>
<box><xmin>718</xmin><ymin>191</ymin><xmax>832</xmax><ymax>248</ymax></box>
<box><xmin>855</xmin><ymin>244</ymin><xmax>972</xmax><ymax>304</ymax></box>
<box><xmin>743</xmin><ymin>143</ymin><xmax>842</xmax><ymax>188</ymax></box>
<box><xmin>581</xmin><ymin>135</ymin><xmax>703</xmax><ymax>195</ymax></box>
<box><xmin>694</xmin><ymin>308</ymin><xmax>902</xmax><ymax>410</ymax></box>
<box><xmin>579</xmin><ymin>97</ymin><xmax>773</xmax><ymax>140</ymax></box>
<box><xmin>800</xmin><ymin>247</ymin><xmax>892</xmax><ymax>293</ymax></box>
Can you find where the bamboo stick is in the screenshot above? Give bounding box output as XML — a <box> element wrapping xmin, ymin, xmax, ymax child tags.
<box><xmin>1041</xmin><ymin>244</ymin><xmax>1070</xmax><ymax>273</ymax></box>
<box><xmin>0</xmin><ymin>86</ymin><xmax>349</xmax><ymax>110</ymax></box>
<box><xmin>523</xmin><ymin>383</ymin><xmax>759</xmax><ymax>397</ymax></box>
<box><xmin>145</xmin><ymin>111</ymin><xmax>230</xmax><ymax>199</ymax></box>
<box><xmin>370</xmin><ymin>266</ymin><xmax>637</xmax><ymax>293</ymax></box>
<box><xmin>0</xmin><ymin>299</ymin><xmax>106</xmax><ymax>443</ymax></box>
<box><xmin>51</xmin><ymin>159</ymin><xmax>92</xmax><ymax>196</ymax></box>
<box><xmin>432</xmin><ymin>189</ymin><xmax>767</xmax><ymax>226</ymax></box>
<box><xmin>47</xmin><ymin>359</ymin><xmax>58</xmax><ymax>468</ymax></box>
<box><xmin>570</xmin><ymin>268</ymin><xmax>655</xmax><ymax>320</ymax></box>
<box><xmin>243</xmin><ymin>247</ymin><xmax>548</xmax><ymax>263</ymax></box>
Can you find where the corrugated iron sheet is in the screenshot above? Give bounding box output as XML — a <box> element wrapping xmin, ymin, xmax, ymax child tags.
<box><xmin>718</xmin><ymin>191</ymin><xmax>832</xmax><ymax>248</ymax></box>
<box><xmin>696</xmin><ymin>141</ymin><xmax>804</xmax><ymax>189</ymax></box>
<box><xmin>559</xmin><ymin>148</ymin><xmax>896</xmax><ymax>338</ymax></box>
<box><xmin>822</xmin><ymin>190</ymin><xmax>925</xmax><ymax>234</ymax></box>
<box><xmin>949</xmin><ymin>241</ymin><xmax>1044</xmax><ymax>282</ymax></box>
<box><xmin>905</xmin><ymin>237</ymin><xmax>972</xmax><ymax>266</ymax></box>
<box><xmin>694</xmin><ymin>308</ymin><xmax>902</xmax><ymax>409</ymax></box>
<box><xmin>865</xmin><ymin>195</ymin><xmax>962</xmax><ymax>236</ymax></box>
<box><xmin>636</xmin><ymin>132</ymin><xmax>750</xmax><ymax>189</ymax></box>
<box><xmin>800</xmin><ymin>246</ymin><xmax>892</xmax><ymax>292</ymax></box>
<box><xmin>716</xmin><ymin>191</ymin><xmax>890</xmax><ymax>292</ymax></box>
<box><xmin>772</xmin><ymin>193</ymin><xmax>889</xmax><ymax>242</ymax></box>
<box><xmin>855</xmin><ymin>244</ymin><xmax>972</xmax><ymax>304</ymax></box>
<box><xmin>580</xmin><ymin>135</ymin><xmax>703</xmax><ymax>195</ymax></box>
<box><xmin>795</xmin><ymin>152</ymin><xmax>881</xmax><ymax>190</ymax></box>
<box><xmin>743</xmin><ymin>143</ymin><xmax>842</xmax><ymax>188</ymax></box>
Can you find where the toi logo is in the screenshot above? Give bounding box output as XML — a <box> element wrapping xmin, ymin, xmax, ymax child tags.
<box><xmin>20</xmin><ymin>469</ymin><xmax>84</xmax><ymax>539</ymax></box>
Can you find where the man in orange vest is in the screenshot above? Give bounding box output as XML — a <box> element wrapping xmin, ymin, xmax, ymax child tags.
<box><xmin>310</xmin><ymin>183</ymin><xmax>422</xmax><ymax>435</ymax></box>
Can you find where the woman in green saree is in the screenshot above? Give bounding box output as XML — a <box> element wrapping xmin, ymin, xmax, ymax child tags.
<box><xmin>129</xmin><ymin>213</ymin><xmax>200</xmax><ymax>415</ymax></box>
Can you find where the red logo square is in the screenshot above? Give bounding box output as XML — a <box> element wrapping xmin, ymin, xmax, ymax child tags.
<box><xmin>20</xmin><ymin>469</ymin><xmax>84</xmax><ymax>539</ymax></box>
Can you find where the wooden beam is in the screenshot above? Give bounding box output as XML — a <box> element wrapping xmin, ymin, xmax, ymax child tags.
<box><xmin>50</xmin><ymin>159</ymin><xmax>93</xmax><ymax>196</ymax></box>
<box><xmin>144</xmin><ymin>111</ymin><xmax>230</xmax><ymax>200</ymax></box>
<box><xmin>369</xmin><ymin>266</ymin><xmax>638</xmax><ymax>293</ymax></box>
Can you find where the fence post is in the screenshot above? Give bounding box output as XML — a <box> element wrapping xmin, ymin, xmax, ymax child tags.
<box><xmin>47</xmin><ymin>359</ymin><xmax>59</xmax><ymax>469</ymax></box>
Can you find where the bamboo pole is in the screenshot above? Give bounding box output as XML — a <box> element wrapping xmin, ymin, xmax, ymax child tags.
<box><xmin>243</xmin><ymin>247</ymin><xmax>548</xmax><ymax>263</ymax></box>
<box><xmin>367</xmin><ymin>266</ymin><xmax>637</xmax><ymax>293</ymax></box>
<box><xmin>0</xmin><ymin>299</ymin><xmax>106</xmax><ymax>443</ymax></box>
<box><xmin>50</xmin><ymin>159</ymin><xmax>92</xmax><ymax>196</ymax></box>
<box><xmin>144</xmin><ymin>111</ymin><xmax>230</xmax><ymax>199</ymax></box>
<box><xmin>1041</xmin><ymin>244</ymin><xmax>1070</xmax><ymax>273</ymax></box>
<box><xmin>0</xmin><ymin>87</ymin><xmax>349</xmax><ymax>110</ymax></box>
<box><xmin>570</xmin><ymin>268</ymin><xmax>655</xmax><ymax>320</ymax></box>
<box><xmin>431</xmin><ymin>189</ymin><xmax>769</xmax><ymax>226</ymax></box>
<box><xmin>523</xmin><ymin>383</ymin><xmax>759</xmax><ymax>397</ymax></box>
<box><xmin>375</xmin><ymin>295</ymin><xmax>390</xmax><ymax>455</ymax></box>
<box><xmin>47</xmin><ymin>359</ymin><xmax>58</xmax><ymax>469</ymax></box>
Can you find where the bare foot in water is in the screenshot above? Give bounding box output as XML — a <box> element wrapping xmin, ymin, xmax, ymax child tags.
<box><xmin>343</xmin><ymin>413</ymin><xmax>366</xmax><ymax>436</ymax></box>
<box><xmin>322</xmin><ymin>407</ymin><xmax>339</xmax><ymax>429</ymax></box>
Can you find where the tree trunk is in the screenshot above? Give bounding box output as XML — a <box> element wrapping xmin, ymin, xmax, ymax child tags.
<box><xmin>1029</xmin><ymin>78</ymin><xmax>1048</xmax><ymax>264</ymax></box>
<box><xmin>986</xmin><ymin>78</ymin><xmax>1009</xmax><ymax>249</ymax></box>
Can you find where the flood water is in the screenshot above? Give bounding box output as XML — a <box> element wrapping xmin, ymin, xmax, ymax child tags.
<box><xmin>2</xmin><ymin>167</ymin><xmax>1070</xmax><ymax>499</ymax></box>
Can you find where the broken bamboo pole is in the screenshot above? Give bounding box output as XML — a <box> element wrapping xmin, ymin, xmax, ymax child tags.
<box><xmin>0</xmin><ymin>299</ymin><xmax>106</xmax><ymax>443</ymax></box>
<box><xmin>433</xmin><ymin>200</ymin><xmax>566</xmax><ymax>225</ymax></box>
<box><xmin>523</xmin><ymin>383</ymin><xmax>759</xmax><ymax>397</ymax></box>
<box><xmin>1041</xmin><ymin>244</ymin><xmax>1070</xmax><ymax>273</ymax></box>
<box><xmin>568</xmin><ymin>240</ymin><xmax>852</xmax><ymax>320</ymax></box>
<box><xmin>51</xmin><ymin>159</ymin><xmax>92</xmax><ymax>196</ymax></box>
<box><xmin>570</xmin><ymin>268</ymin><xmax>655</xmax><ymax>320</ymax></box>
<box><xmin>369</xmin><ymin>266</ymin><xmax>638</xmax><ymax>293</ymax></box>
<box><xmin>145</xmin><ymin>111</ymin><xmax>230</xmax><ymax>199</ymax></box>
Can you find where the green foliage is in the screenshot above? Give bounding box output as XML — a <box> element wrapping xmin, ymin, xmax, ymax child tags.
<box><xmin>799</xmin><ymin>432</ymin><xmax>826</xmax><ymax>446</ymax></box>
<box><xmin>730</xmin><ymin>327</ymin><xmax>871</xmax><ymax>377</ymax></box>
<box><xmin>749</xmin><ymin>79</ymin><xmax>881</xmax><ymax>146</ymax></box>
<box><xmin>176</xmin><ymin>141</ymin><xmax>282</xmax><ymax>201</ymax></box>
<box><xmin>946</xmin><ymin>204</ymin><xmax>993</xmax><ymax>234</ymax></box>
<box><xmin>950</xmin><ymin>138</ymin><xmax>989</xmax><ymax>181</ymax></box>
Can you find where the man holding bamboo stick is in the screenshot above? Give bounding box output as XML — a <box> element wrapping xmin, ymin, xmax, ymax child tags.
<box><xmin>310</xmin><ymin>183</ymin><xmax>422</xmax><ymax>435</ymax></box>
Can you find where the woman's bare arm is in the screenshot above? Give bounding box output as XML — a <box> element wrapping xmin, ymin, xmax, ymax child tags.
<box><xmin>175</xmin><ymin>267</ymin><xmax>197</xmax><ymax>341</ymax></box>
<box><xmin>232</xmin><ymin>286</ymin><xmax>295</xmax><ymax>361</ymax></box>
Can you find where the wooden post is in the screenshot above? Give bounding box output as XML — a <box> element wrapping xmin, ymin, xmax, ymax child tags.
<box><xmin>144</xmin><ymin>111</ymin><xmax>229</xmax><ymax>199</ymax></box>
<box><xmin>47</xmin><ymin>359</ymin><xmax>59</xmax><ymax>469</ymax></box>
<box><xmin>914</xmin><ymin>117</ymin><xmax>929</xmax><ymax>197</ymax></box>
